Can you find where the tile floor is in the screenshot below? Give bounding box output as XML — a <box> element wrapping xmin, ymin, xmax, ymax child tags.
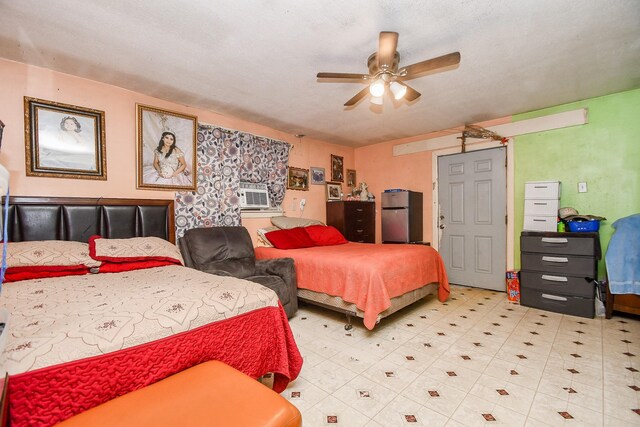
<box><xmin>282</xmin><ymin>286</ymin><xmax>640</xmax><ymax>426</ymax></box>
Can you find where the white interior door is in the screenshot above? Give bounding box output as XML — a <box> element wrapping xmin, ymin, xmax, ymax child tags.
<box><xmin>438</xmin><ymin>147</ymin><xmax>506</xmax><ymax>291</ymax></box>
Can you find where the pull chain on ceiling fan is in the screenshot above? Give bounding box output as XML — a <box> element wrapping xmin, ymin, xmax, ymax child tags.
<box><xmin>317</xmin><ymin>31</ymin><xmax>461</xmax><ymax>107</ymax></box>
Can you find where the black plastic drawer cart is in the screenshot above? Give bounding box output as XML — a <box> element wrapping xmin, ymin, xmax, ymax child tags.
<box><xmin>520</xmin><ymin>231</ymin><xmax>600</xmax><ymax>318</ymax></box>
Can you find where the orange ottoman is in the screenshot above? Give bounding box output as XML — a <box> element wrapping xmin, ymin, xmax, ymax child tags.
<box><xmin>56</xmin><ymin>361</ymin><xmax>302</xmax><ymax>427</ymax></box>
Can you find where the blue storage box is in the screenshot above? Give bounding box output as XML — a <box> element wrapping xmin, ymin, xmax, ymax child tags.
<box><xmin>567</xmin><ymin>219</ymin><xmax>600</xmax><ymax>232</ymax></box>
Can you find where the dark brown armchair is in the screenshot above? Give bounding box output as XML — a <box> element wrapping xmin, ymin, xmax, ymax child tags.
<box><xmin>178</xmin><ymin>226</ymin><xmax>298</xmax><ymax>318</ymax></box>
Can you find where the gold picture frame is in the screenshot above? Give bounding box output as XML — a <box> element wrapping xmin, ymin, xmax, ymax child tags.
<box><xmin>326</xmin><ymin>182</ymin><xmax>342</xmax><ymax>201</ymax></box>
<box><xmin>346</xmin><ymin>169</ymin><xmax>356</xmax><ymax>187</ymax></box>
<box><xmin>24</xmin><ymin>97</ymin><xmax>106</xmax><ymax>180</ymax></box>
<box><xmin>136</xmin><ymin>104</ymin><xmax>197</xmax><ymax>191</ymax></box>
<box><xmin>331</xmin><ymin>154</ymin><xmax>344</xmax><ymax>182</ymax></box>
<box><xmin>287</xmin><ymin>166</ymin><xmax>309</xmax><ymax>191</ymax></box>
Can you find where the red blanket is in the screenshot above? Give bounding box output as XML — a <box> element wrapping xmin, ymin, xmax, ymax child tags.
<box><xmin>8</xmin><ymin>304</ymin><xmax>302</xmax><ymax>427</ymax></box>
<box><xmin>256</xmin><ymin>243</ymin><xmax>450</xmax><ymax>329</ymax></box>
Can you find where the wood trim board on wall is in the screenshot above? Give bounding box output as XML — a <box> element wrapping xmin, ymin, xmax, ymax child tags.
<box><xmin>393</xmin><ymin>108</ymin><xmax>588</xmax><ymax>157</ymax></box>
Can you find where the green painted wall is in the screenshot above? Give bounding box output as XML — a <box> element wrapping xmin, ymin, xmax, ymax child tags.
<box><xmin>513</xmin><ymin>88</ymin><xmax>640</xmax><ymax>277</ymax></box>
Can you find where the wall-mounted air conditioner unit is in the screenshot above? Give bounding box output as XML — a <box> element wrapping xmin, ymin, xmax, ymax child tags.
<box><xmin>239</xmin><ymin>182</ymin><xmax>270</xmax><ymax>209</ymax></box>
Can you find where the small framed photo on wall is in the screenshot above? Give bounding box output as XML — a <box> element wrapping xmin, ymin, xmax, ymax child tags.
<box><xmin>136</xmin><ymin>104</ymin><xmax>197</xmax><ymax>191</ymax></box>
<box><xmin>331</xmin><ymin>154</ymin><xmax>344</xmax><ymax>182</ymax></box>
<box><xmin>287</xmin><ymin>166</ymin><xmax>309</xmax><ymax>190</ymax></box>
<box><xmin>24</xmin><ymin>97</ymin><xmax>107</xmax><ymax>180</ymax></box>
<box><xmin>326</xmin><ymin>182</ymin><xmax>342</xmax><ymax>201</ymax></box>
<box><xmin>310</xmin><ymin>167</ymin><xmax>325</xmax><ymax>185</ymax></box>
<box><xmin>346</xmin><ymin>169</ymin><xmax>356</xmax><ymax>187</ymax></box>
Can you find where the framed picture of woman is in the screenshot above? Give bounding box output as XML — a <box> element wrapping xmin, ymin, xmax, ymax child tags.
<box><xmin>24</xmin><ymin>97</ymin><xmax>106</xmax><ymax>180</ymax></box>
<box><xmin>136</xmin><ymin>104</ymin><xmax>197</xmax><ymax>191</ymax></box>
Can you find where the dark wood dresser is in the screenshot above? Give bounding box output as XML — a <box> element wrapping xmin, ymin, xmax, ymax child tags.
<box><xmin>520</xmin><ymin>231</ymin><xmax>600</xmax><ymax>318</ymax></box>
<box><xmin>326</xmin><ymin>201</ymin><xmax>375</xmax><ymax>243</ymax></box>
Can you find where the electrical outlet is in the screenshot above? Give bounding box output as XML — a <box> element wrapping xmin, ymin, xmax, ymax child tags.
<box><xmin>290</xmin><ymin>197</ymin><xmax>297</xmax><ymax>210</ymax></box>
<box><xmin>578</xmin><ymin>182</ymin><xmax>588</xmax><ymax>193</ymax></box>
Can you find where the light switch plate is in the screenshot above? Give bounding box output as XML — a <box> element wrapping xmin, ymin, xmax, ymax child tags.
<box><xmin>578</xmin><ymin>182</ymin><xmax>588</xmax><ymax>193</ymax></box>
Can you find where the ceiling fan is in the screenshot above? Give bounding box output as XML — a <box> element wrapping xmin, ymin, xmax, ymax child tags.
<box><xmin>317</xmin><ymin>31</ymin><xmax>461</xmax><ymax>107</ymax></box>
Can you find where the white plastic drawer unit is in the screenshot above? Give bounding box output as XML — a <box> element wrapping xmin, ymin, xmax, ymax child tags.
<box><xmin>523</xmin><ymin>215</ymin><xmax>557</xmax><ymax>232</ymax></box>
<box><xmin>524</xmin><ymin>181</ymin><xmax>561</xmax><ymax>199</ymax></box>
<box><xmin>524</xmin><ymin>199</ymin><xmax>560</xmax><ymax>216</ymax></box>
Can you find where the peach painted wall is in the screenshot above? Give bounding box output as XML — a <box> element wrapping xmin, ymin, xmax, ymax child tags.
<box><xmin>354</xmin><ymin>138</ymin><xmax>434</xmax><ymax>244</ymax></box>
<box><xmin>354</xmin><ymin>118</ymin><xmax>511</xmax><ymax>244</ymax></box>
<box><xmin>0</xmin><ymin>59</ymin><xmax>353</xmax><ymax>244</ymax></box>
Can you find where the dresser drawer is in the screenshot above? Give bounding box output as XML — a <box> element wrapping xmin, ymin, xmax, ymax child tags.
<box><xmin>520</xmin><ymin>287</ymin><xmax>594</xmax><ymax>318</ymax></box>
<box><xmin>521</xmin><ymin>253</ymin><xmax>596</xmax><ymax>277</ymax></box>
<box><xmin>521</xmin><ymin>235</ymin><xmax>596</xmax><ymax>256</ymax></box>
<box><xmin>524</xmin><ymin>181</ymin><xmax>560</xmax><ymax>199</ymax></box>
<box><xmin>347</xmin><ymin>227</ymin><xmax>373</xmax><ymax>243</ymax></box>
<box><xmin>524</xmin><ymin>199</ymin><xmax>559</xmax><ymax>216</ymax></box>
<box><xmin>520</xmin><ymin>271</ymin><xmax>595</xmax><ymax>298</ymax></box>
<box><xmin>523</xmin><ymin>215</ymin><xmax>557</xmax><ymax>232</ymax></box>
<box><xmin>344</xmin><ymin>203</ymin><xmax>371</xmax><ymax>219</ymax></box>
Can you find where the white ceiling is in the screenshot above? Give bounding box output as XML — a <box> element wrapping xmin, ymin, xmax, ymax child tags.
<box><xmin>1</xmin><ymin>1</ymin><xmax>639</xmax><ymax>147</ymax></box>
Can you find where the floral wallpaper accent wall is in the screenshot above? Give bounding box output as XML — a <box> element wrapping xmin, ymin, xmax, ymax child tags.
<box><xmin>174</xmin><ymin>124</ymin><xmax>290</xmax><ymax>238</ymax></box>
<box><xmin>238</xmin><ymin>133</ymin><xmax>290</xmax><ymax>207</ymax></box>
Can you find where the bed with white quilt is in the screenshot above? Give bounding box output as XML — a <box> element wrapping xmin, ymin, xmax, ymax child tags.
<box><xmin>0</xmin><ymin>197</ymin><xmax>302</xmax><ymax>427</ymax></box>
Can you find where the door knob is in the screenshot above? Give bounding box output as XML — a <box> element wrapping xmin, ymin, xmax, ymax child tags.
<box><xmin>439</xmin><ymin>224</ymin><xmax>445</xmax><ymax>229</ymax></box>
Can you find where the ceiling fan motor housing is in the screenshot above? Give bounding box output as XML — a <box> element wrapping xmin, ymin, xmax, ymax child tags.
<box><xmin>368</xmin><ymin>52</ymin><xmax>400</xmax><ymax>75</ymax></box>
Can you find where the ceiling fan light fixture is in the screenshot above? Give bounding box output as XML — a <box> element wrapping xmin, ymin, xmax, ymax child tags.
<box><xmin>370</xmin><ymin>95</ymin><xmax>383</xmax><ymax>105</ymax></box>
<box><xmin>389</xmin><ymin>81</ymin><xmax>407</xmax><ymax>100</ymax></box>
<box><xmin>369</xmin><ymin>78</ymin><xmax>385</xmax><ymax>97</ymax></box>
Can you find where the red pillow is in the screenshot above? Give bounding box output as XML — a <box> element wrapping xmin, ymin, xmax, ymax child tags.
<box><xmin>304</xmin><ymin>225</ymin><xmax>348</xmax><ymax>246</ymax></box>
<box><xmin>264</xmin><ymin>227</ymin><xmax>316</xmax><ymax>249</ymax></box>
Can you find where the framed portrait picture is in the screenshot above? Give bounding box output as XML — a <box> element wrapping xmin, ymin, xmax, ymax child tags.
<box><xmin>24</xmin><ymin>97</ymin><xmax>106</xmax><ymax>180</ymax></box>
<box><xmin>310</xmin><ymin>167</ymin><xmax>325</xmax><ymax>185</ymax></box>
<box><xmin>331</xmin><ymin>154</ymin><xmax>344</xmax><ymax>182</ymax></box>
<box><xmin>326</xmin><ymin>182</ymin><xmax>342</xmax><ymax>201</ymax></box>
<box><xmin>136</xmin><ymin>104</ymin><xmax>197</xmax><ymax>191</ymax></box>
<box><xmin>346</xmin><ymin>169</ymin><xmax>356</xmax><ymax>187</ymax></box>
<box><xmin>287</xmin><ymin>166</ymin><xmax>309</xmax><ymax>191</ymax></box>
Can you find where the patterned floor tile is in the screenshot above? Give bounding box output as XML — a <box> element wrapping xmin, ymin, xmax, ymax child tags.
<box><xmin>451</xmin><ymin>394</ymin><xmax>527</xmax><ymax>426</ymax></box>
<box><xmin>332</xmin><ymin>375</ymin><xmax>398</xmax><ymax>418</ymax></box>
<box><xmin>305</xmin><ymin>395</ymin><xmax>371</xmax><ymax>426</ymax></box>
<box><xmin>400</xmin><ymin>371</ymin><xmax>468</xmax><ymax>417</ymax></box>
<box><xmin>468</xmin><ymin>374</ymin><xmax>536</xmax><ymax>415</ymax></box>
<box><xmin>300</xmin><ymin>358</ymin><xmax>358</xmax><ymax>394</ymax></box>
<box><xmin>528</xmin><ymin>392</ymin><xmax>604</xmax><ymax>427</ymax></box>
<box><xmin>372</xmin><ymin>394</ymin><xmax>449</xmax><ymax>427</ymax></box>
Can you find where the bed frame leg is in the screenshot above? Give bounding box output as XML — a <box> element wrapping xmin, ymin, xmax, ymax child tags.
<box><xmin>344</xmin><ymin>312</ymin><xmax>353</xmax><ymax>330</ymax></box>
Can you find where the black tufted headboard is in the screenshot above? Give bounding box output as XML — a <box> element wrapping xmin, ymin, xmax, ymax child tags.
<box><xmin>4</xmin><ymin>196</ymin><xmax>175</xmax><ymax>243</ymax></box>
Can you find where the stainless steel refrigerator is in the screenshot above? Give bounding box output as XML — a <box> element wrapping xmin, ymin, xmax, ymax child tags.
<box><xmin>381</xmin><ymin>190</ymin><xmax>423</xmax><ymax>243</ymax></box>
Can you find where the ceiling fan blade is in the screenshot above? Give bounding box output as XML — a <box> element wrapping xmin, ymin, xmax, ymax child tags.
<box><xmin>401</xmin><ymin>52</ymin><xmax>461</xmax><ymax>79</ymax></box>
<box><xmin>344</xmin><ymin>87</ymin><xmax>370</xmax><ymax>107</ymax></box>
<box><xmin>403</xmin><ymin>84</ymin><xmax>421</xmax><ymax>102</ymax></box>
<box><xmin>317</xmin><ymin>72</ymin><xmax>369</xmax><ymax>81</ymax></box>
<box><xmin>377</xmin><ymin>31</ymin><xmax>398</xmax><ymax>70</ymax></box>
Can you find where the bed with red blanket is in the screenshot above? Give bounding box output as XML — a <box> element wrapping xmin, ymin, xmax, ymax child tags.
<box><xmin>0</xmin><ymin>197</ymin><xmax>302</xmax><ymax>427</ymax></box>
<box><xmin>255</xmin><ymin>230</ymin><xmax>450</xmax><ymax>329</ymax></box>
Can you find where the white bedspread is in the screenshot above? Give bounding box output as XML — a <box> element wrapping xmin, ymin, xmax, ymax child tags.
<box><xmin>0</xmin><ymin>265</ymin><xmax>278</xmax><ymax>375</ymax></box>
